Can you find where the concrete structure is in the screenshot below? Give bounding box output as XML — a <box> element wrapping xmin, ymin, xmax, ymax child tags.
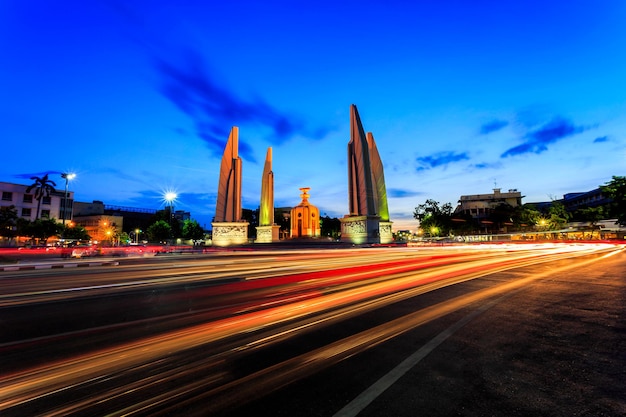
<box><xmin>290</xmin><ymin>188</ymin><xmax>320</xmax><ymax>238</ymax></box>
<box><xmin>341</xmin><ymin>105</ymin><xmax>392</xmax><ymax>244</ymax></box>
<box><xmin>73</xmin><ymin>201</ymin><xmax>163</xmax><ymax>241</ymax></box>
<box><xmin>256</xmin><ymin>147</ymin><xmax>280</xmax><ymax>243</ymax></box>
<box><xmin>0</xmin><ymin>180</ymin><xmax>73</xmax><ymax>222</ymax></box>
<box><xmin>561</xmin><ymin>188</ymin><xmax>611</xmax><ymax>212</ymax></box>
<box><xmin>455</xmin><ymin>188</ymin><xmax>523</xmax><ymax>220</ymax></box>
<box><xmin>72</xmin><ymin>214</ymin><xmax>123</xmax><ymax>244</ymax></box>
<box><xmin>212</xmin><ymin>127</ymin><xmax>249</xmax><ymax>246</ymax></box>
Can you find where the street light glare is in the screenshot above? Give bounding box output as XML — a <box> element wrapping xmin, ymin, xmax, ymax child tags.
<box><xmin>165</xmin><ymin>192</ymin><xmax>177</xmax><ymax>202</ymax></box>
<box><xmin>61</xmin><ymin>172</ymin><xmax>76</xmax><ymax>180</ymax></box>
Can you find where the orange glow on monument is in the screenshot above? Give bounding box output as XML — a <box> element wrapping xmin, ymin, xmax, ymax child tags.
<box><xmin>208</xmin><ymin>106</ymin><xmax>391</xmax><ymax>245</ymax></box>
<box><xmin>367</xmin><ymin>132</ymin><xmax>389</xmax><ymax>222</ymax></box>
<box><xmin>341</xmin><ymin>105</ymin><xmax>393</xmax><ymax>244</ymax></box>
<box><xmin>348</xmin><ymin>105</ymin><xmax>377</xmax><ymax>217</ymax></box>
<box><xmin>212</xmin><ymin>126</ymin><xmax>249</xmax><ymax>246</ymax></box>
<box><xmin>215</xmin><ymin>127</ymin><xmax>242</xmax><ymax>223</ymax></box>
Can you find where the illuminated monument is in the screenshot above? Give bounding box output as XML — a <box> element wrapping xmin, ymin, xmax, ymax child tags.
<box><xmin>255</xmin><ymin>147</ymin><xmax>280</xmax><ymax>243</ymax></box>
<box><xmin>290</xmin><ymin>187</ymin><xmax>320</xmax><ymax>238</ymax></box>
<box><xmin>340</xmin><ymin>105</ymin><xmax>393</xmax><ymax>244</ymax></box>
<box><xmin>212</xmin><ymin>127</ymin><xmax>249</xmax><ymax>246</ymax></box>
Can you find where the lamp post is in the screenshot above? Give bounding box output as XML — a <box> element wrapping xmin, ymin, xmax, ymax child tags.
<box><xmin>164</xmin><ymin>192</ymin><xmax>177</xmax><ymax>244</ymax></box>
<box><xmin>60</xmin><ymin>173</ymin><xmax>76</xmax><ymax>226</ymax></box>
<box><xmin>164</xmin><ymin>192</ymin><xmax>177</xmax><ymax>225</ymax></box>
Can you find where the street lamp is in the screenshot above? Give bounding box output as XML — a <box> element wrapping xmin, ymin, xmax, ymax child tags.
<box><xmin>60</xmin><ymin>173</ymin><xmax>76</xmax><ymax>226</ymax></box>
<box><xmin>164</xmin><ymin>192</ymin><xmax>177</xmax><ymax>224</ymax></box>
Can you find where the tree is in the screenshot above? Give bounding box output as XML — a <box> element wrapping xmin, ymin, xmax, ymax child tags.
<box><xmin>600</xmin><ymin>175</ymin><xmax>626</xmax><ymax>225</ymax></box>
<box><xmin>413</xmin><ymin>199</ymin><xmax>454</xmax><ymax>237</ymax></box>
<box><xmin>151</xmin><ymin>208</ymin><xmax>181</xmax><ymax>238</ymax></box>
<box><xmin>182</xmin><ymin>219</ymin><xmax>205</xmax><ymax>245</ymax></box>
<box><xmin>275</xmin><ymin>209</ymin><xmax>290</xmax><ymax>237</ymax></box>
<box><xmin>512</xmin><ymin>204</ymin><xmax>541</xmax><ymax>230</ymax></box>
<box><xmin>16</xmin><ymin>218</ymin><xmax>31</xmax><ymax>240</ymax></box>
<box><xmin>118</xmin><ymin>231</ymin><xmax>130</xmax><ymax>245</ymax></box>
<box><xmin>25</xmin><ymin>174</ymin><xmax>57</xmax><ymax>220</ymax></box>
<box><xmin>488</xmin><ymin>203</ymin><xmax>515</xmax><ymax>233</ymax></box>
<box><xmin>574</xmin><ymin>206</ymin><xmax>605</xmax><ymax>239</ymax></box>
<box><xmin>146</xmin><ymin>220</ymin><xmax>171</xmax><ymax>242</ymax></box>
<box><xmin>62</xmin><ymin>224</ymin><xmax>91</xmax><ymax>241</ymax></box>
<box><xmin>242</xmin><ymin>208</ymin><xmax>257</xmax><ymax>238</ymax></box>
<box><xmin>28</xmin><ymin>218</ymin><xmax>63</xmax><ymax>244</ymax></box>
<box><xmin>0</xmin><ymin>205</ymin><xmax>18</xmax><ymax>241</ymax></box>
<box><xmin>320</xmin><ymin>215</ymin><xmax>341</xmax><ymax>240</ymax></box>
<box><xmin>547</xmin><ymin>201</ymin><xmax>570</xmax><ymax>230</ymax></box>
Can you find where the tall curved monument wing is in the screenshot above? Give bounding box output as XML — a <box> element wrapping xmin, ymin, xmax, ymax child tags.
<box><xmin>348</xmin><ymin>104</ymin><xmax>377</xmax><ymax>216</ymax></box>
<box><xmin>342</xmin><ymin>105</ymin><xmax>393</xmax><ymax>244</ymax></box>
<box><xmin>259</xmin><ymin>147</ymin><xmax>274</xmax><ymax>227</ymax></box>
<box><xmin>215</xmin><ymin>126</ymin><xmax>242</xmax><ymax>223</ymax></box>
<box><xmin>255</xmin><ymin>147</ymin><xmax>279</xmax><ymax>243</ymax></box>
<box><xmin>367</xmin><ymin>132</ymin><xmax>389</xmax><ymax>221</ymax></box>
<box><xmin>213</xmin><ymin>126</ymin><xmax>248</xmax><ymax>246</ymax></box>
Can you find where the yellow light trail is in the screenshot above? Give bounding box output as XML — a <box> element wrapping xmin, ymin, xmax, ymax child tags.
<box><xmin>0</xmin><ymin>243</ymin><xmax>620</xmax><ymax>415</ymax></box>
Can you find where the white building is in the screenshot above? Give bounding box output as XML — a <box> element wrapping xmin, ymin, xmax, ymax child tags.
<box><xmin>0</xmin><ymin>180</ymin><xmax>74</xmax><ymax>222</ymax></box>
<box><xmin>455</xmin><ymin>188</ymin><xmax>523</xmax><ymax>221</ymax></box>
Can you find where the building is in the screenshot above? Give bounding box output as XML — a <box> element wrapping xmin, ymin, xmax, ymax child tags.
<box><xmin>73</xmin><ymin>200</ymin><xmax>190</xmax><ymax>243</ymax></box>
<box><xmin>455</xmin><ymin>188</ymin><xmax>523</xmax><ymax>220</ymax></box>
<box><xmin>561</xmin><ymin>188</ymin><xmax>610</xmax><ymax>212</ymax></box>
<box><xmin>0</xmin><ymin>180</ymin><xmax>74</xmax><ymax>222</ymax></box>
<box><xmin>290</xmin><ymin>188</ymin><xmax>320</xmax><ymax>238</ymax></box>
<box><xmin>71</xmin><ymin>214</ymin><xmax>124</xmax><ymax>244</ymax></box>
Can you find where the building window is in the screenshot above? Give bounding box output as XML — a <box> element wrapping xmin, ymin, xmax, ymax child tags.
<box><xmin>41</xmin><ymin>210</ymin><xmax>50</xmax><ymax>218</ymax></box>
<box><xmin>21</xmin><ymin>208</ymin><xmax>32</xmax><ymax>217</ymax></box>
<box><xmin>23</xmin><ymin>194</ymin><xmax>33</xmax><ymax>203</ymax></box>
<box><xmin>42</xmin><ymin>196</ymin><xmax>52</xmax><ymax>205</ymax></box>
<box><xmin>2</xmin><ymin>192</ymin><xmax>12</xmax><ymax>201</ymax></box>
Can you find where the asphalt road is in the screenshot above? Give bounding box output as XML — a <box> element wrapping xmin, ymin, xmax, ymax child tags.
<box><xmin>0</xmin><ymin>244</ymin><xmax>624</xmax><ymax>416</ymax></box>
<box><xmin>226</xmin><ymin>247</ymin><xmax>626</xmax><ymax>417</ymax></box>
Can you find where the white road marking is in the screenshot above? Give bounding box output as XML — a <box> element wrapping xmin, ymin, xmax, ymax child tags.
<box><xmin>332</xmin><ymin>290</ymin><xmax>520</xmax><ymax>417</ymax></box>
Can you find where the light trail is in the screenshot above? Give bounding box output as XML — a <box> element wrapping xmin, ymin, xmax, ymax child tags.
<box><xmin>0</xmin><ymin>243</ymin><xmax>621</xmax><ymax>415</ymax></box>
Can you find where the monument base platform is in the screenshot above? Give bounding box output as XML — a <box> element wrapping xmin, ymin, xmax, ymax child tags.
<box><xmin>340</xmin><ymin>215</ymin><xmax>382</xmax><ymax>244</ymax></box>
<box><xmin>379</xmin><ymin>221</ymin><xmax>393</xmax><ymax>244</ymax></box>
<box><xmin>211</xmin><ymin>222</ymin><xmax>249</xmax><ymax>246</ymax></box>
<box><xmin>255</xmin><ymin>225</ymin><xmax>280</xmax><ymax>243</ymax></box>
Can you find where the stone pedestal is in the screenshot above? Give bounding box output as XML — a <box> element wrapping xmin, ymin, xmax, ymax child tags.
<box><xmin>379</xmin><ymin>221</ymin><xmax>393</xmax><ymax>244</ymax></box>
<box><xmin>255</xmin><ymin>225</ymin><xmax>280</xmax><ymax>243</ymax></box>
<box><xmin>340</xmin><ymin>215</ymin><xmax>382</xmax><ymax>244</ymax></box>
<box><xmin>211</xmin><ymin>222</ymin><xmax>249</xmax><ymax>246</ymax></box>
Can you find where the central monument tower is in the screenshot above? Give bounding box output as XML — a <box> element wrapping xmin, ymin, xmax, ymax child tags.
<box><xmin>212</xmin><ymin>126</ymin><xmax>249</xmax><ymax>246</ymax></box>
<box><xmin>341</xmin><ymin>105</ymin><xmax>392</xmax><ymax>244</ymax></box>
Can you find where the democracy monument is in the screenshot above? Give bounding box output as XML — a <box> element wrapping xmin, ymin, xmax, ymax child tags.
<box><xmin>211</xmin><ymin>127</ymin><xmax>249</xmax><ymax>246</ymax></box>
<box><xmin>212</xmin><ymin>104</ymin><xmax>392</xmax><ymax>246</ymax></box>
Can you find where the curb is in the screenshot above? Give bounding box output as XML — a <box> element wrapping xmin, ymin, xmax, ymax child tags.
<box><xmin>0</xmin><ymin>261</ymin><xmax>120</xmax><ymax>272</ymax></box>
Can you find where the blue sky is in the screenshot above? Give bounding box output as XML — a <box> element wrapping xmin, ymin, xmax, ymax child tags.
<box><xmin>1</xmin><ymin>1</ymin><xmax>624</xmax><ymax>231</ymax></box>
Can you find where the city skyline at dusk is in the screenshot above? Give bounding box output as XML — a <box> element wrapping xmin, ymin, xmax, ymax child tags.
<box><xmin>1</xmin><ymin>1</ymin><xmax>624</xmax><ymax>230</ymax></box>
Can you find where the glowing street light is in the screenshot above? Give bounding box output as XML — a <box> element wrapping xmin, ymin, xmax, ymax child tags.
<box><xmin>164</xmin><ymin>192</ymin><xmax>178</xmax><ymax>237</ymax></box>
<box><xmin>164</xmin><ymin>192</ymin><xmax>177</xmax><ymax>203</ymax></box>
<box><xmin>60</xmin><ymin>173</ymin><xmax>76</xmax><ymax>226</ymax></box>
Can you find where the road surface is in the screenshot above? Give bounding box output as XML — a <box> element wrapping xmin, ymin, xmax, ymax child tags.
<box><xmin>0</xmin><ymin>243</ymin><xmax>624</xmax><ymax>416</ymax></box>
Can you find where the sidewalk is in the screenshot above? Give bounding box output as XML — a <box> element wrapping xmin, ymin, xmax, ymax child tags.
<box><xmin>0</xmin><ymin>258</ymin><xmax>120</xmax><ymax>272</ymax></box>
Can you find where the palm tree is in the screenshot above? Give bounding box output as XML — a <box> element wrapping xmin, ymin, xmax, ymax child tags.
<box><xmin>25</xmin><ymin>174</ymin><xmax>57</xmax><ymax>220</ymax></box>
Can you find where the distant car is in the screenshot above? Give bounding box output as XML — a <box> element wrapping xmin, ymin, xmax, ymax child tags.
<box><xmin>71</xmin><ymin>246</ymin><xmax>96</xmax><ymax>258</ymax></box>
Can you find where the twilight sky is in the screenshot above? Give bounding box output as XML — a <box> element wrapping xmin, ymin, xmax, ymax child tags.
<box><xmin>1</xmin><ymin>1</ymin><xmax>624</xmax><ymax>231</ymax></box>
